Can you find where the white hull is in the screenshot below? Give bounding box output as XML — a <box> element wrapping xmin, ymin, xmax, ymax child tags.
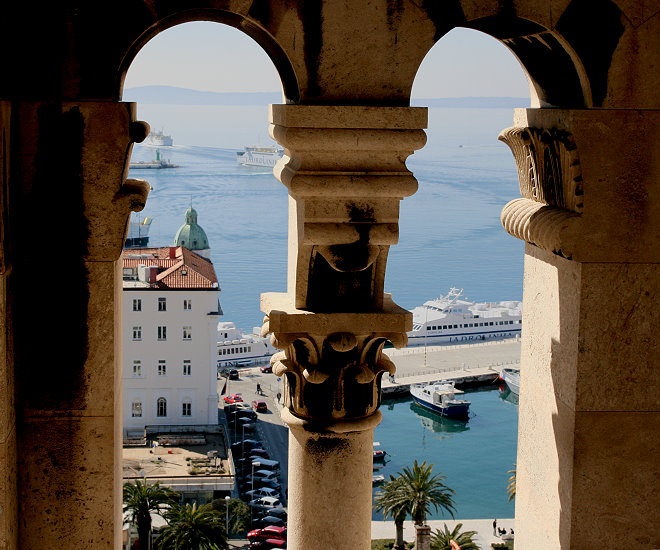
<box><xmin>500</xmin><ymin>368</ymin><xmax>520</xmax><ymax>395</ymax></box>
<box><xmin>236</xmin><ymin>146</ymin><xmax>283</xmax><ymax>167</ymax></box>
<box><xmin>145</xmin><ymin>131</ymin><xmax>173</xmax><ymax>147</ymax></box>
<box><xmin>217</xmin><ymin>322</ymin><xmax>277</xmax><ymax>367</ymax></box>
<box><xmin>407</xmin><ymin>288</ymin><xmax>522</xmax><ymax>346</ymax></box>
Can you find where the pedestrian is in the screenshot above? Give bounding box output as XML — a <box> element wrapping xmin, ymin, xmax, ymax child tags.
<box><xmin>256</xmin><ymin>383</ymin><xmax>261</xmax><ymax>395</ymax></box>
<box><xmin>493</xmin><ymin>519</ymin><xmax>497</xmax><ymax>535</ymax></box>
<box><xmin>276</xmin><ymin>391</ymin><xmax>282</xmax><ymax>403</ymax></box>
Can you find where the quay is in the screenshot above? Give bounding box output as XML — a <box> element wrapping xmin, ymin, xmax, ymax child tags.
<box><xmin>382</xmin><ymin>338</ymin><xmax>521</xmax><ymax>396</ymax></box>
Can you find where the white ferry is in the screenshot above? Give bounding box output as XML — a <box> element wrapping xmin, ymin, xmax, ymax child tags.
<box><xmin>236</xmin><ymin>145</ymin><xmax>283</xmax><ymax>167</ymax></box>
<box><xmin>145</xmin><ymin>129</ymin><xmax>173</xmax><ymax>147</ymax></box>
<box><xmin>217</xmin><ymin>321</ymin><xmax>277</xmax><ymax>368</ymax></box>
<box><xmin>407</xmin><ymin>288</ymin><xmax>522</xmax><ymax>346</ymax></box>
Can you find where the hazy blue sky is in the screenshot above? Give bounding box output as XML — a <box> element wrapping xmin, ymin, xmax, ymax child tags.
<box><xmin>124</xmin><ymin>22</ymin><xmax>530</xmax><ymax>99</ymax></box>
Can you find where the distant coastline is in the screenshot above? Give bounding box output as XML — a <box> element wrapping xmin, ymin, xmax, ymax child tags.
<box><xmin>123</xmin><ymin>85</ymin><xmax>528</xmax><ymax>109</ymax></box>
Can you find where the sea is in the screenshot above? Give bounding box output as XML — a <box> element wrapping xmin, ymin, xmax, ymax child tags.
<box><xmin>129</xmin><ymin>103</ymin><xmax>523</xmax><ymax>520</ymax></box>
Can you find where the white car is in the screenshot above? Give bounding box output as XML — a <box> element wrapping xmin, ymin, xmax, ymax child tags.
<box><xmin>249</xmin><ymin>496</ymin><xmax>282</xmax><ymax>509</ymax></box>
<box><xmin>244</xmin><ymin>487</ymin><xmax>279</xmax><ymax>500</ymax></box>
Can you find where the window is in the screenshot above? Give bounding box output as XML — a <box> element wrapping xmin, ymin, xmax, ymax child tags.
<box><xmin>158</xmin><ymin>297</ymin><xmax>167</xmax><ymax>311</ymax></box>
<box><xmin>132</xmin><ymin>326</ymin><xmax>142</xmax><ymax>340</ymax></box>
<box><xmin>132</xmin><ymin>360</ymin><xmax>142</xmax><ymax>377</ymax></box>
<box><xmin>133</xmin><ymin>299</ymin><xmax>141</xmax><ymax>312</ymax></box>
<box><xmin>158</xmin><ymin>326</ymin><xmax>167</xmax><ymax>340</ymax></box>
<box><xmin>158</xmin><ymin>360</ymin><xmax>166</xmax><ymax>376</ymax></box>
<box><xmin>183</xmin><ymin>360</ymin><xmax>191</xmax><ymax>376</ymax></box>
<box><xmin>131</xmin><ymin>401</ymin><xmax>142</xmax><ymax>417</ymax></box>
<box><xmin>157</xmin><ymin>397</ymin><xmax>167</xmax><ymax>417</ymax></box>
<box><xmin>183</xmin><ymin>326</ymin><xmax>192</xmax><ymax>340</ymax></box>
<box><xmin>182</xmin><ymin>401</ymin><xmax>192</xmax><ymax>417</ymax></box>
<box><xmin>183</xmin><ymin>299</ymin><xmax>192</xmax><ymax>310</ymax></box>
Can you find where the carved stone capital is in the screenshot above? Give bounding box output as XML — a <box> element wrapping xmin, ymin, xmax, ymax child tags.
<box><xmin>269</xmin><ymin>104</ymin><xmax>427</xmax><ymax>312</ymax></box>
<box><xmin>261</xmin><ymin>292</ymin><xmax>410</xmax><ymax>421</ymax></box>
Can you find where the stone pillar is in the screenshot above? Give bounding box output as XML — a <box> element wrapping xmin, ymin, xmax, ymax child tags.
<box><xmin>415</xmin><ymin>524</ymin><xmax>431</xmax><ymax>550</ymax></box>
<box><xmin>263</xmin><ymin>105</ymin><xmax>426</xmax><ymax>550</ymax></box>
<box><xmin>0</xmin><ymin>100</ymin><xmax>149</xmax><ymax>550</ymax></box>
<box><xmin>499</xmin><ymin>109</ymin><xmax>659</xmax><ymax>549</ymax></box>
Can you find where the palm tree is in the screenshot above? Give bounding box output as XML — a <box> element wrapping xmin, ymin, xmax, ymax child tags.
<box><xmin>156</xmin><ymin>502</ymin><xmax>227</xmax><ymax>550</ymax></box>
<box><xmin>374</xmin><ymin>461</ymin><xmax>456</xmax><ymax>549</ymax></box>
<box><xmin>430</xmin><ymin>523</ymin><xmax>481</xmax><ymax>550</ymax></box>
<box><xmin>374</xmin><ymin>476</ymin><xmax>409</xmax><ymax>550</ymax></box>
<box><xmin>123</xmin><ymin>480</ymin><xmax>179</xmax><ymax>550</ymax></box>
<box><xmin>209</xmin><ymin>497</ymin><xmax>250</xmax><ymax>535</ymax></box>
<box><xmin>397</xmin><ymin>460</ymin><xmax>456</xmax><ymax>525</ymax></box>
<box><xmin>506</xmin><ymin>464</ymin><xmax>516</xmax><ymax>501</ymax></box>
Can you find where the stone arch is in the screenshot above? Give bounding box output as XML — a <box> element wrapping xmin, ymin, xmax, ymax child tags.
<box><xmin>117</xmin><ymin>9</ymin><xmax>300</xmax><ymax>102</ymax></box>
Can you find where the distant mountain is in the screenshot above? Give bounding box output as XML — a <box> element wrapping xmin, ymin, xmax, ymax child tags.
<box><xmin>123</xmin><ymin>86</ymin><xmax>283</xmax><ymax>105</ymax></box>
<box><xmin>124</xmin><ymin>86</ymin><xmax>528</xmax><ymax>108</ymax></box>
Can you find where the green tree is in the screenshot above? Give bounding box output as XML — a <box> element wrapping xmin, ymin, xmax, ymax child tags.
<box><xmin>374</xmin><ymin>476</ymin><xmax>409</xmax><ymax>550</ymax></box>
<box><xmin>209</xmin><ymin>497</ymin><xmax>251</xmax><ymax>535</ymax></box>
<box><xmin>506</xmin><ymin>464</ymin><xmax>516</xmax><ymax>502</ymax></box>
<box><xmin>123</xmin><ymin>480</ymin><xmax>179</xmax><ymax>550</ymax></box>
<box><xmin>430</xmin><ymin>523</ymin><xmax>481</xmax><ymax>550</ymax></box>
<box><xmin>374</xmin><ymin>461</ymin><xmax>456</xmax><ymax>550</ymax></box>
<box><xmin>156</xmin><ymin>502</ymin><xmax>227</xmax><ymax>550</ymax></box>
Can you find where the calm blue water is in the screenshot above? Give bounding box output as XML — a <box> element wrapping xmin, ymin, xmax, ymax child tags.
<box><xmin>129</xmin><ymin>105</ymin><xmax>524</xmax><ymax>332</ymax></box>
<box><xmin>374</xmin><ymin>388</ymin><xmax>518</xmax><ymax>520</ymax></box>
<box><xmin>129</xmin><ymin>105</ymin><xmax>522</xmax><ymax>519</ymax></box>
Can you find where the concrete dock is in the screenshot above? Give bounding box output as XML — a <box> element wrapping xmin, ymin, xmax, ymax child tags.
<box><xmin>382</xmin><ymin>338</ymin><xmax>521</xmax><ymax>396</ymax></box>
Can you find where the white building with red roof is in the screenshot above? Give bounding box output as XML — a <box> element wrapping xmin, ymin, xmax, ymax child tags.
<box><xmin>121</xmin><ymin>239</ymin><xmax>221</xmax><ymax>438</ymax></box>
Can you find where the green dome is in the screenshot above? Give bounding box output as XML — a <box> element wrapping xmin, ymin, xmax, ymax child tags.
<box><xmin>173</xmin><ymin>207</ymin><xmax>210</xmax><ymax>250</ymax></box>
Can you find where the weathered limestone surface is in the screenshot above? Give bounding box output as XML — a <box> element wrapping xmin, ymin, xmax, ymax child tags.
<box><xmin>1</xmin><ymin>101</ymin><xmax>148</xmax><ymax>550</ymax></box>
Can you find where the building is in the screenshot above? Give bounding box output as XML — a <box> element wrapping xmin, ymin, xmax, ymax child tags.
<box><xmin>122</xmin><ymin>244</ymin><xmax>221</xmax><ymax>438</ymax></box>
<box><xmin>0</xmin><ymin>3</ymin><xmax>657</xmax><ymax>550</ymax></box>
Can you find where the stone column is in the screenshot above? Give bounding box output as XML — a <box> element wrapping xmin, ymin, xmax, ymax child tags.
<box><xmin>499</xmin><ymin>109</ymin><xmax>659</xmax><ymax>549</ymax></box>
<box><xmin>0</xmin><ymin>100</ymin><xmax>149</xmax><ymax>550</ymax></box>
<box><xmin>262</xmin><ymin>105</ymin><xmax>427</xmax><ymax>550</ymax></box>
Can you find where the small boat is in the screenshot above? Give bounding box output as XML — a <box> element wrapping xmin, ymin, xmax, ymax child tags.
<box><xmin>410</xmin><ymin>381</ymin><xmax>471</xmax><ymax>419</ymax></box>
<box><xmin>373</xmin><ymin>450</ymin><xmax>387</xmax><ymax>461</ymax></box>
<box><xmin>129</xmin><ymin>149</ymin><xmax>179</xmax><ymax>169</ymax></box>
<box><xmin>499</xmin><ymin>367</ymin><xmax>520</xmax><ymax>395</ymax></box>
<box><xmin>372</xmin><ymin>475</ymin><xmax>385</xmax><ymax>485</ymax></box>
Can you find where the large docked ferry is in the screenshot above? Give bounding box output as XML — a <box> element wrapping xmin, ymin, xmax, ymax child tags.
<box><xmin>236</xmin><ymin>145</ymin><xmax>283</xmax><ymax>167</ymax></box>
<box><xmin>407</xmin><ymin>288</ymin><xmax>522</xmax><ymax>346</ymax></box>
<box><xmin>217</xmin><ymin>321</ymin><xmax>277</xmax><ymax>368</ymax></box>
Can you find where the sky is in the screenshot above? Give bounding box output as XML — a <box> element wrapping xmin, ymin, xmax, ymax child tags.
<box><xmin>124</xmin><ymin>22</ymin><xmax>530</xmax><ymax>99</ymax></box>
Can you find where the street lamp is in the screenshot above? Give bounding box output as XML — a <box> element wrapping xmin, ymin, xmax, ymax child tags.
<box><xmin>224</xmin><ymin>495</ymin><xmax>230</xmax><ymax>538</ymax></box>
<box><xmin>250</xmin><ymin>460</ymin><xmax>261</xmax><ymax>526</ymax></box>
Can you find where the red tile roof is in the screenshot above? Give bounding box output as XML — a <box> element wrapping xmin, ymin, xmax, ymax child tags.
<box><xmin>121</xmin><ymin>246</ymin><xmax>218</xmax><ymax>289</ymax></box>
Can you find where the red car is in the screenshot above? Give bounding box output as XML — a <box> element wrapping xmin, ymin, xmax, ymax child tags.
<box><xmin>223</xmin><ymin>394</ymin><xmax>243</xmax><ymax>404</ymax></box>
<box><xmin>248</xmin><ymin>526</ymin><xmax>287</xmax><ymax>542</ymax></box>
<box><xmin>259</xmin><ymin>365</ymin><xmax>273</xmax><ymax>373</ymax></box>
<box><xmin>252</xmin><ymin>400</ymin><xmax>268</xmax><ymax>413</ymax></box>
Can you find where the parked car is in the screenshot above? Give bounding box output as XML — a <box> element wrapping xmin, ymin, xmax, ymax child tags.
<box><xmin>244</xmin><ymin>487</ymin><xmax>280</xmax><ymax>500</ymax></box>
<box><xmin>249</xmin><ymin>448</ymin><xmax>270</xmax><ymax>459</ymax></box>
<box><xmin>248</xmin><ymin>525</ymin><xmax>287</xmax><ymax>542</ymax></box>
<box><xmin>251</xmin><ymin>458</ymin><xmax>279</xmax><ymax>472</ymax></box>
<box><xmin>246</xmin><ymin>469</ymin><xmax>279</xmax><ymax>481</ymax></box>
<box><xmin>251</xmin><ymin>516</ymin><xmax>286</xmax><ymax>529</ymax></box>
<box><xmin>223</xmin><ymin>394</ymin><xmax>243</xmax><ymax>404</ymax></box>
<box><xmin>251</xmin><ymin>400</ymin><xmax>268</xmax><ymax>413</ymax></box>
<box><xmin>240</xmin><ymin>479</ymin><xmax>281</xmax><ymax>493</ymax></box>
<box><xmin>258</xmin><ymin>507</ymin><xmax>287</xmax><ymax>521</ymax></box>
<box><xmin>248</xmin><ymin>538</ymin><xmax>286</xmax><ymax>550</ymax></box>
<box><xmin>259</xmin><ymin>364</ymin><xmax>273</xmax><ymax>373</ymax></box>
<box><xmin>230</xmin><ymin>440</ymin><xmax>263</xmax><ymax>458</ymax></box>
<box><xmin>228</xmin><ymin>410</ymin><xmax>257</xmax><ymax>423</ymax></box>
<box><xmin>225</xmin><ymin>402</ymin><xmax>251</xmax><ymax>413</ymax></box>
<box><xmin>249</xmin><ymin>496</ymin><xmax>283</xmax><ymax>510</ymax></box>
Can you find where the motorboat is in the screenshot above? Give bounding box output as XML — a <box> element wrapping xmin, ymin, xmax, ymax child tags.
<box><xmin>410</xmin><ymin>381</ymin><xmax>471</xmax><ymax>419</ymax></box>
<box><xmin>499</xmin><ymin>367</ymin><xmax>520</xmax><ymax>395</ymax></box>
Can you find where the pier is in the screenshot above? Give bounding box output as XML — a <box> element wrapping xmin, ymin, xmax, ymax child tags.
<box><xmin>382</xmin><ymin>338</ymin><xmax>521</xmax><ymax>396</ymax></box>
